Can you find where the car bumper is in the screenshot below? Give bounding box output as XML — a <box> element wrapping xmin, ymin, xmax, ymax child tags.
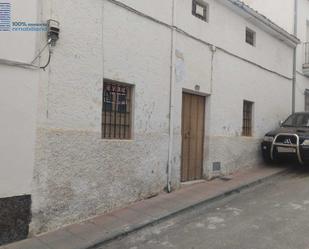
<box><xmin>261</xmin><ymin>140</ymin><xmax>309</xmax><ymax>164</ymax></box>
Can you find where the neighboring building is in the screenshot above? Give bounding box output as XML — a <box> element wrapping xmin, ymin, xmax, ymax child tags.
<box><xmin>243</xmin><ymin>0</ymin><xmax>309</xmax><ymax>111</ymax></box>
<box><xmin>0</xmin><ymin>0</ymin><xmax>39</xmax><ymax>244</ymax></box>
<box><xmin>0</xmin><ymin>0</ymin><xmax>299</xmax><ymax>245</ymax></box>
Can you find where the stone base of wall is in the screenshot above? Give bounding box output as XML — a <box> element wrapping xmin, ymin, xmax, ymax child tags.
<box><xmin>205</xmin><ymin>136</ymin><xmax>263</xmax><ymax>179</ymax></box>
<box><xmin>30</xmin><ymin>129</ymin><xmax>264</xmax><ymax>235</ymax></box>
<box><xmin>31</xmin><ymin>128</ymin><xmax>169</xmax><ymax>235</ymax></box>
<box><xmin>0</xmin><ymin>195</ymin><xmax>31</xmax><ymax>246</ymax></box>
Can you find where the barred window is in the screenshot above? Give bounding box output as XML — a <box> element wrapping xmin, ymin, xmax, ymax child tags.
<box><xmin>246</xmin><ymin>28</ymin><xmax>256</xmax><ymax>46</ymax></box>
<box><xmin>102</xmin><ymin>81</ymin><xmax>132</xmax><ymax>139</ymax></box>
<box><xmin>242</xmin><ymin>100</ymin><xmax>253</xmax><ymax>136</ymax></box>
<box><xmin>305</xmin><ymin>89</ymin><xmax>309</xmax><ymax>112</ymax></box>
<box><xmin>192</xmin><ymin>0</ymin><xmax>209</xmax><ymax>22</ymax></box>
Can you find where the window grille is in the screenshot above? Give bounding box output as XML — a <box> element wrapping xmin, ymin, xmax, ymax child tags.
<box><xmin>102</xmin><ymin>81</ymin><xmax>132</xmax><ymax>139</ymax></box>
<box><xmin>242</xmin><ymin>100</ymin><xmax>253</xmax><ymax>136</ymax></box>
<box><xmin>246</xmin><ymin>28</ymin><xmax>256</xmax><ymax>46</ymax></box>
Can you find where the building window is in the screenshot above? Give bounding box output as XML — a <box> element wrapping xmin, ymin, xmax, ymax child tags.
<box><xmin>102</xmin><ymin>81</ymin><xmax>133</xmax><ymax>139</ymax></box>
<box><xmin>242</xmin><ymin>100</ymin><xmax>253</xmax><ymax>136</ymax></box>
<box><xmin>192</xmin><ymin>0</ymin><xmax>209</xmax><ymax>22</ymax></box>
<box><xmin>246</xmin><ymin>28</ymin><xmax>256</xmax><ymax>46</ymax></box>
<box><xmin>305</xmin><ymin>89</ymin><xmax>309</xmax><ymax>112</ymax></box>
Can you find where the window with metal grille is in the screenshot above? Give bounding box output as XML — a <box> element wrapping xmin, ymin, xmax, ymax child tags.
<box><xmin>102</xmin><ymin>81</ymin><xmax>132</xmax><ymax>139</ymax></box>
<box><xmin>305</xmin><ymin>89</ymin><xmax>309</xmax><ymax>112</ymax></box>
<box><xmin>242</xmin><ymin>100</ymin><xmax>253</xmax><ymax>136</ymax></box>
<box><xmin>246</xmin><ymin>28</ymin><xmax>256</xmax><ymax>46</ymax></box>
<box><xmin>192</xmin><ymin>0</ymin><xmax>209</xmax><ymax>22</ymax></box>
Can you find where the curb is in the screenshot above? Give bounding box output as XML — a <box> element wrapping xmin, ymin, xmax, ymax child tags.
<box><xmin>86</xmin><ymin>168</ymin><xmax>289</xmax><ymax>249</ymax></box>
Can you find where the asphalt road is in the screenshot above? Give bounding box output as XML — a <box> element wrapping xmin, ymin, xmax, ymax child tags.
<box><xmin>100</xmin><ymin>168</ymin><xmax>309</xmax><ymax>249</ymax></box>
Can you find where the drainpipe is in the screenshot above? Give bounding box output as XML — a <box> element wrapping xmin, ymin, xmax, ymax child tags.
<box><xmin>292</xmin><ymin>0</ymin><xmax>298</xmax><ymax>113</ymax></box>
<box><xmin>167</xmin><ymin>0</ymin><xmax>176</xmax><ymax>193</ymax></box>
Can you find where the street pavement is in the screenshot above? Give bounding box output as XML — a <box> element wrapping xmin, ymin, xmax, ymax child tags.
<box><xmin>2</xmin><ymin>165</ymin><xmax>284</xmax><ymax>249</ymax></box>
<box><xmin>100</xmin><ymin>168</ymin><xmax>309</xmax><ymax>249</ymax></box>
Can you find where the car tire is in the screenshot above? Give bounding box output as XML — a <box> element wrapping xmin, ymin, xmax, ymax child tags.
<box><xmin>262</xmin><ymin>151</ymin><xmax>276</xmax><ymax>164</ymax></box>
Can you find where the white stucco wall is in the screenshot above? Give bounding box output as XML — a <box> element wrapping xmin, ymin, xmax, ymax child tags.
<box><xmin>116</xmin><ymin>0</ymin><xmax>173</xmax><ymax>25</ymax></box>
<box><xmin>28</xmin><ymin>0</ymin><xmax>296</xmax><ymax>234</ymax></box>
<box><xmin>0</xmin><ymin>66</ymin><xmax>38</xmax><ymax>198</ymax></box>
<box><xmin>207</xmin><ymin>49</ymin><xmax>292</xmax><ymax>174</ymax></box>
<box><xmin>243</xmin><ymin>0</ymin><xmax>309</xmax><ymax>112</ymax></box>
<box><xmin>0</xmin><ymin>0</ymin><xmax>39</xmax><ymax>198</ymax></box>
<box><xmin>176</xmin><ymin>0</ymin><xmax>293</xmax><ymax>78</ymax></box>
<box><xmin>31</xmin><ymin>0</ymin><xmax>172</xmax><ymax>234</ymax></box>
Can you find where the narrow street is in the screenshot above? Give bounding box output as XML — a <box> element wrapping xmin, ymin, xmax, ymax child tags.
<box><xmin>100</xmin><ymin>168</ymin><xmax>309</xmax><ymax>249</ymax></box>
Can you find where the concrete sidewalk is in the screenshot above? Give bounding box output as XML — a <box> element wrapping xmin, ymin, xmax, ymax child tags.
<box><xmin>1</xmin><ymin>165</ymin><xmax>287</xmax><ymax>249</ymax></box>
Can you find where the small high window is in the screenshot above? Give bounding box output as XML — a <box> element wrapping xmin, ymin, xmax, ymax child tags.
<box><xmin>102</xmin><ymin>81</ymin><xmax>133</xmax><ymax>139</ymax></box>
<box><xmin>246</xmin><ymin>28</ymin><xmax>256</xmax><ymax>46</ymax></box>
<box><xmin>192</xmin><ymin>0</ymin><xmax>209</xmax><ymax>22</ymax></box>
<box><xmin>242</xmin><ymin>100</ymin><xmax>254</xmax><ymax>136</ymax></box>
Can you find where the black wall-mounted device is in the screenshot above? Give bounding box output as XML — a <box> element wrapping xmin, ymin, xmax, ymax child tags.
<box><xmin>47</xmin><ymin>19</ymin><xmax>60</xmax><ymax>46</ymax></box>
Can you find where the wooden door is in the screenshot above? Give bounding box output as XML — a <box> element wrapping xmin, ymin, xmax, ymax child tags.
<box><xmin>181</xmin><ymin>92</ymin><xmax>205</xmax><ymax>182</ymax></box>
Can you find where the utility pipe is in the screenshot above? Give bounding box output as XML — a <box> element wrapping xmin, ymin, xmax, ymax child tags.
<box><xmin>167</xmin><ymin>0</ymin><xmax>176</xmax><ymax>193</ymax></box>
<box><xmin>292</xmin><ymin>0</ymin><xmax>298</xmax><ymax>113</ymax></box>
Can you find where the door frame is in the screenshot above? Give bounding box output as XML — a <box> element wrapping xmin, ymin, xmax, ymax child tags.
<box><xmin>181</xmin><ymin>90</ymin><xmax>207</xmax><ymax>182</ymax></box>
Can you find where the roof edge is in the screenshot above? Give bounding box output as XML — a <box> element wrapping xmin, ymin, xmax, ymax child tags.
<box><xmin>222</xmin><ymin>0</ymin><xmax>300</xmax><ymax>47</ymax></box>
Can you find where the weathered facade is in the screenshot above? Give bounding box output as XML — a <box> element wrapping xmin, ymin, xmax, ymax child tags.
<box><xmin>0</xmin><ymin>0</ymin><xmax>299</xmax><ymax>244</ymax></box>
<box><xmin>244</xmin><ymin>0</ymin><xmax>309</xmax><ymax>112</ymax></box>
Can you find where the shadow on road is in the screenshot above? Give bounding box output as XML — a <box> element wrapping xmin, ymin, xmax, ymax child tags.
<box><xmin>261</xmin><ymin>158</ymin><xmax>309</xmax><ymax>177</ymax></box>
<box><xmin>273</xmin><ymin>160</ymin><xmax>309</xmax><ymax>177</ymax></box>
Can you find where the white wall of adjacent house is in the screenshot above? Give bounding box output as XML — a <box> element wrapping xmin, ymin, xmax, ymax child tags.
<box><xmin>243</xmin><ymin>0</ymin><xmax>309</xmax><ymax>112</ymax></box>
<box><xmin>295</xmin><ymin>0</ymin><xmax>309</xmax><ymax>67</ymax></box>
<box><xmin>0</xmin><ymin>0</ymin><xmax>39</xmax><ymax>199</ymax></box>
<box><xmin>296</xmin><ymin>0</ymin><xmax>309</xmax><ymax>112</ymax></box>
<box><xmin>26</xmin><ymin>0</ymin><xmax>296</xmax><ymax>235</ymax></box>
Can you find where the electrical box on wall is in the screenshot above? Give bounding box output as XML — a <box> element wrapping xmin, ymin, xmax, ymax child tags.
<box><xmin>47</xmin><ymin>19</ymin><xmax>60</xmax><ymax>46</ymax></box>
<box><xmin>213</xmin><ymin>162</ymin><xmax>221</xmax><ymax>172</ymax></box>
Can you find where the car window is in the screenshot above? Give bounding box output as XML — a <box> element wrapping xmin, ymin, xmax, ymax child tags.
<box><xmin>283</xmin><ymin>114</ymin><xmax>309</xmax><ymax>127</ymax></box>
<box><xmin>301</xmin><ymin>115</ymin><xmax>309</xmax><ymax>127</ymax></box>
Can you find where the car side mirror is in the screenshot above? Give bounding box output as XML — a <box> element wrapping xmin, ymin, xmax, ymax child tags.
<box><xmin>279</xmin><ymin>120</ymin><xmax>283</xmax><ymax>127</ymax></box>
